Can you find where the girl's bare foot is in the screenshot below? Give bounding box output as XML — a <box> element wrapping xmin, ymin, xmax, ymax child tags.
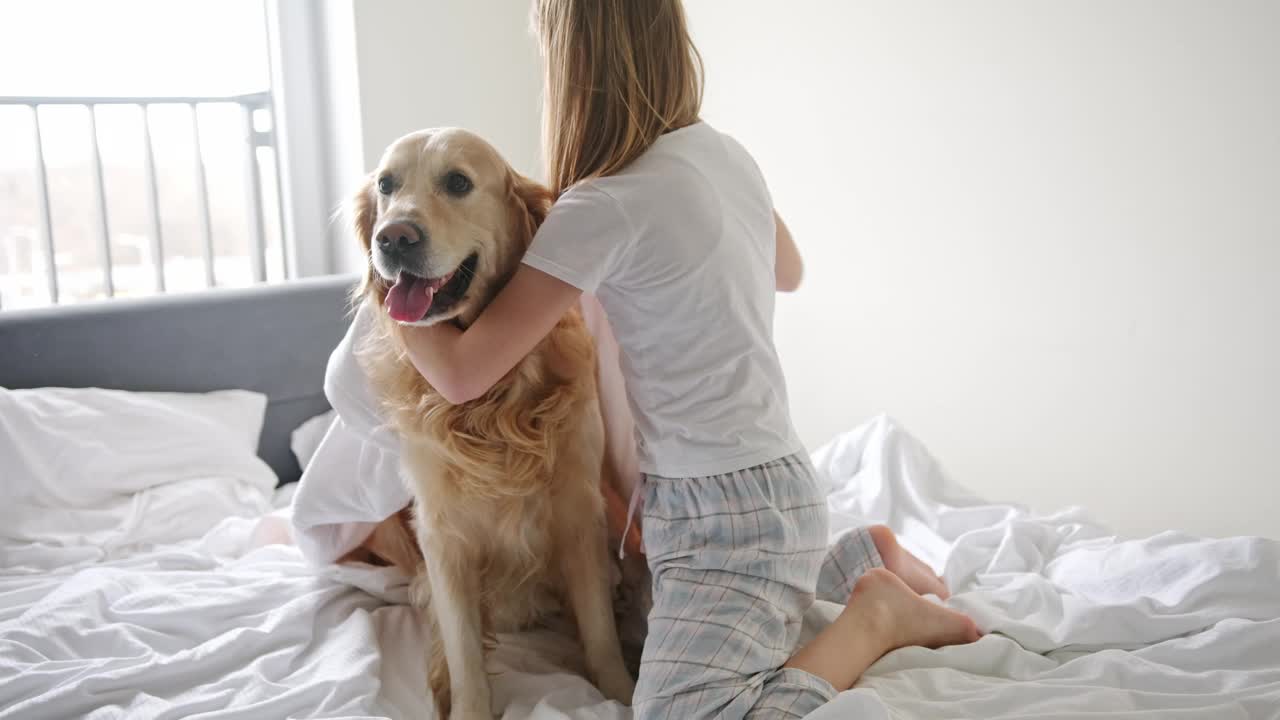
<box><xmin>844</xmin><ymin>567</ymin><xmax>980</xmax><ymax>651</ymax></box>
<box><xmin>785</xmin><ymin>567</ymin><xmax>980</xmax><ymax>692</ymax></box>
<box><xmin>868</xmin><ymin>524</ymin><xmax>950</xmax><ymax>599</ymax></box>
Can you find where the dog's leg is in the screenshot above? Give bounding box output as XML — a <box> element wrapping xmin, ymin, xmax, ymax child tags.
<box><xmin>410</xmin><ymin>573</ymin><xmax>452</xmax><ymax>718</ymax></box>
<box><xmin>405</xmin><ymin>447</ymin><xmax>491</xmax><ymax>720</ymax></box>
<box><xmin>419</xmin><ymin>527</ymin><xmax>490</xmax><ymax>719</ymax></box>
<box><xmin>553</xmin><ymin>424</ymin><xmax>636</xmax><ymax>705</ymax></box>
<box><xmin>556</xmin><ymin>500</ymin><xmax>636</xmax><ymax>704</ymax></box>
<box><xmin>426</xmin><ymin>548</ymin><xmax>490</xmax><ymax>718</ymax></box>
<box><xmin>428</xmin><ymin>619</ymin><xmax>452</xmax><ymax>718</ymax></box>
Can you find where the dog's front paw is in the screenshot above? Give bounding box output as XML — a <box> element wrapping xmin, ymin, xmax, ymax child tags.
<box><xmin>597</xmin><ymin>667</ymin><xmax>636</xmax><ymax>706</ymax></box>
<box><xmin>449</xmin><ymin>706</ymin><xmax>493</xmax><ymax>720</ymax></box>
<box><xmin>448</xmin><ymin>689</ymin><xmax>493</xmax><ymax>720</ymax></box>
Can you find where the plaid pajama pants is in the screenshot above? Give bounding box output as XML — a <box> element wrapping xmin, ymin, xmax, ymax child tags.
<box><xmin>634</xmin><ymin>454</ymin><xmax>884</xmax><ymax>720</ymax></box>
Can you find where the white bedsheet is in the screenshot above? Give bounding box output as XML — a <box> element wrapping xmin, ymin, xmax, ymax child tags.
<box><xmin>2</xmin><ymin>416</ymin><xmax>1277</xmax><ymax>719</ymax></box>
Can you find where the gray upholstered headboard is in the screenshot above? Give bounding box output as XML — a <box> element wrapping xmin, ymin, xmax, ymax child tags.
<box><xmin>0</xmin><ymin>275</ymin><xmax>357</xmax><ymax>485</ymax></box>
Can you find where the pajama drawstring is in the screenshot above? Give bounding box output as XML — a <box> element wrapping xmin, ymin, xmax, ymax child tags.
<box><xmin>619</xmin><ymin>476</ymin><xmax>645</xmax><ymax>560</ymax></box>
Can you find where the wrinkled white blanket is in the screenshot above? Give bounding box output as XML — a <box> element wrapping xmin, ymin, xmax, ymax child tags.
<box><xmin>811</xmin><ymin>417</ymin><xmax>1280</xmax><ymax>719</ymax></box>
<box><xmin>2</xmin><ymin>416</ymin><xmax>1277</xmax><ymax>719</ymax></box>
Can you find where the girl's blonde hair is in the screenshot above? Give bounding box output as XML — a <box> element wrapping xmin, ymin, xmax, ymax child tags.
<box><xmin>533</xmin><ymin>0</ymin><xmax>704</xmax><ymax>196</ymax></box>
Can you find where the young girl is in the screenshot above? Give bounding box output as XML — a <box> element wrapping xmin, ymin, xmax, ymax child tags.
<box><xmin>400</xmin><ymin>1</ymin><xmax>980</xmax><ymax>716</ymax></box>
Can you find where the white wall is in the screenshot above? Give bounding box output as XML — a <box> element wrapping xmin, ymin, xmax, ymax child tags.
<box><xmin>350</xmin><ymin>1</ymin><xmax>542</xmax><ymax>179</ymax></box>
<box><xmin>685</xmin><ymin>1</ymin><xmax>1280</xmax><ymax>539</ymax></box>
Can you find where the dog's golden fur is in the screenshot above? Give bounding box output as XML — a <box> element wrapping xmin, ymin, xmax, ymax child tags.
<box><xmin>348</xmin><ymin>128</ymin><xmax>633</xmax><ymax>718</ymax></box>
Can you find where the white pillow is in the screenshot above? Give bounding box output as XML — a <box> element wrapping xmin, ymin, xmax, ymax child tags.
<box><xmin>0</xmin><ymin>387</ymin><xmax>278</xmax><ymax>569</ymax></box>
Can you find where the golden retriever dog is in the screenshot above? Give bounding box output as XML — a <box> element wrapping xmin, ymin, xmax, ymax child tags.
<box><xmin>348</xmin><ymin>128</ymin><xmax>635</xmax><ymax>718</ymax></box>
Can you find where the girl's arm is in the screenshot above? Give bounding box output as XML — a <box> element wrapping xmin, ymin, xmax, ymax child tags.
<box><xmin>405</xmin><ymin>210</ymin><xmax>797</xmax><ymax>403</ymax></box>
<box><xmin>398</xmin><ymin>265</ymin><xmax>583</xmax><ymax>404</ymax></box>
<box><xmin>774</xmin><ymin>211</ymin><xmax>804</xmax><ymax>292</ymax></box>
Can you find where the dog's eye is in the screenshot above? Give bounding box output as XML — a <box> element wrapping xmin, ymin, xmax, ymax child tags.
<box><xmin>377</xmin><ymin>175</ymin><xmax>394</xmax><ymax>195</ymax></box>
<box><xmin>444</xmin><ymin>171</ymin><xmax>473</xmax><ymax>196</ymax></box>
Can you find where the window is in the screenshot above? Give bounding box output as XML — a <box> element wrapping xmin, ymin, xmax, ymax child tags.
<box><xmin>0</xmin><ymin>0</ymin><xmax>291</xmax><ymax>309</ymax></box>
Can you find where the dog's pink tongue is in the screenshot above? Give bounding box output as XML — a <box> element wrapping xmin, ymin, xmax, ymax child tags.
<box><xmin>385</xmin><ymin>272</ymin><xmax>434</xmax><ymax>322</ymax></box>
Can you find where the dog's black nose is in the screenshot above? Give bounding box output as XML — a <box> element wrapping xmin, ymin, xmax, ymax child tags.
<box><xmin>376</xmin><ymin>222</ymin><xmax>421</xmax><ymax>252</ymax></box>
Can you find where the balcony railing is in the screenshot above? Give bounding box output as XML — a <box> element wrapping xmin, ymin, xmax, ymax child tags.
<box><xmin>0</xmin><ymin>92</ymin><xmax>287</xmax><ymax>308</ymax></box>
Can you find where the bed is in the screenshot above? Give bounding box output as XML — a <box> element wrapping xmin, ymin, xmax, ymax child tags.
<box><xmin>1</xmin><ymin>278</ymin><xmax>1278</xmax><ymax>719</ymax></box>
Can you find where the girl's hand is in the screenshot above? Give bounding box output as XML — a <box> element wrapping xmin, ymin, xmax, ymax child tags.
<box><xmin>775</xmin><ymin>211</ymin><xmax>804</xmax><ymax>292</ymax></box>
<box><xmin>399</xmin><ymin>265</ymin><xmax>582</xmax><ymax>404</ymax></box>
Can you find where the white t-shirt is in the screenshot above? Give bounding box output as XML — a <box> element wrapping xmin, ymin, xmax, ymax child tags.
<box><xmin>523</xmin><ymin>121</ymin><xmax>803</xmax><ymax>478</ymax></box>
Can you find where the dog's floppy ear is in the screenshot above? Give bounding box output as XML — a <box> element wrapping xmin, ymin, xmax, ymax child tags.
<box><xmin>508</xmin><ymin>171</ymin><xmax>554</xmax><ymax>249</ymax></box>
<box><xmin>350</xmin><ymin>173</ymin><xmax>379</xmax><ymax>297</ymax></box>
